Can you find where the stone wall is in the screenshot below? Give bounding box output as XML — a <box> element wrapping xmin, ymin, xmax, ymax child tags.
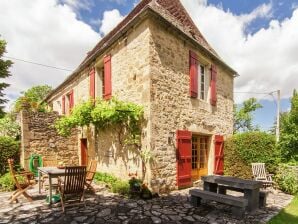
<box><xmin>147</xmin><ymin>18</ymin><xmax>234</xmax><ymax>192</ymax></box>
<box><xmin>46</xmin><ymin>18</ymin><xmax>153</xmax><ymax>181</ymax></box>
<box><xmin>20</xmin><ymin>109</ymin><xmax>79</xmax><ymax>169</ymax></box>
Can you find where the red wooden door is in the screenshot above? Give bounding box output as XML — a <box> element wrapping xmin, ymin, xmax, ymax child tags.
<box><xmin>176</xmin><ymin>130</ymin><xmax>192</xmax><ymax>187</ymax></box>
<box><xmin>80</xmin><ymin>139</ymin><xmax>88</xmax><ymax>166</ymax></box>
<box><xmin>214</xmin><ymin>135</ymin><xmax>224</xmax><ymax>175</ymax></box>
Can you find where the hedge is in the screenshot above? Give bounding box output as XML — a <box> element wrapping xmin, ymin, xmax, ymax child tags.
<box><xmin>225</xmin><ymin>131</ymin><xmax>279</xmax><ymax>179</ymax></box>
<box><xmin>0</xmin><ymin>136</ymin><xmax>20</xmax><ymax>175</ymax></box>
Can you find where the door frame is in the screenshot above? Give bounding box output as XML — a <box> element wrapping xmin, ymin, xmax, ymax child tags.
<box><xmin>80</xmin><ymin>138</ymin><xmax>88</xmax><ymax>166</ymax></box>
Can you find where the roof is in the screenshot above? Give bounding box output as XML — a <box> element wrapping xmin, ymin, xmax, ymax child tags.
<box><xmin>45</xmin><ymin>0</ymin><xmax>236</xmax><ymax>101</ymax></box>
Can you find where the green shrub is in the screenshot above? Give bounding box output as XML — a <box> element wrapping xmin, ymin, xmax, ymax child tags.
<box><xmin>112</xmin><ymin>181</ymin><xmax>130</xmax><ymax>195</ymax></box>
<box><xmin>0</xmin><ymin>136</ymin><xmax>20</xmax><ymax>175</ymax></box>
<box><xmin>94</xmin><ymin>172</ymin><xmax>118</xmax><ymax>186</ymax></box>
<box><xmin>0</xmin><ymin>173</ymin><xmax>15</xmax><ymax>191</ymax></box>
<box><xmin>274</xmin><ymin>164</ymin><xmax>298</xmax><ymax>194</ymax></box>
<box><xmin>94</xmin><ymin>172</ymin><xmax>129</xmax><ymax>196</ymax></box>
<box><xmin>225</xmin><ymin>131</ymin><xmax>279</xmax><ymax>179</ymax></box>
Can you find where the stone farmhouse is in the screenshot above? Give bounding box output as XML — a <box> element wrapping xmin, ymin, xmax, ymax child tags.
<box><xmin>42</xmin><ymin>0</ymin><xmax>237</xmax><ymax>192</ymax></box>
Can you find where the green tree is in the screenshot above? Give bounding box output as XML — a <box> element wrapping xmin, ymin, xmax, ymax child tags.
<box><xmin>0</xmin><ymin>114</ymin><xmax>20</xmax><ymax>139</ymax></box>
<box><xmin>279</xmin><ymin>90</ymin><xmax>298</xmax><ymax>162</ymax></box>
<box><xmin>14</xmin><ymin>85</ymin><xmax>52</xmax><ymax>112</ymax></box>
<box><xmin>0</xmin><ymin>39</ymin><xmax>13</xmax><ymax>117</ymax></box>
<box><xmin>234</xmin><ymin>97</ymin><xmax>263</xmax><ymax>133</ymax></box>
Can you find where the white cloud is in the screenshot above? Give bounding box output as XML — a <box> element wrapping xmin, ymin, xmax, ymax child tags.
<box><xmin>0</xmin><ymin>0</ymin><xmax>100</xmax><ymax>109</ymax></box>
<box><xmin>181</xmin><ymin>0</ymin><xmax>298</xmax><ymax>103</ymax></box>
<box><xmin>99</xmin><ymin>9</ymin><xmax>124</xmax><ymax>35</ymax></box>
<box><xmin>60</xmin><ymin>0</ymin><xmax>93</xmax><ymax>12</ymax></box>
<box><xmin>239</xmin><ymin>2</ymin><xmax>273</xmax><ymax>24</ymax></box>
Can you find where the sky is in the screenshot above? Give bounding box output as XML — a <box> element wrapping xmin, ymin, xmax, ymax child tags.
<box><xmin>0</xmin><ymin>0</ymin><xmax>297</xmax><ymax>131</ymax></box>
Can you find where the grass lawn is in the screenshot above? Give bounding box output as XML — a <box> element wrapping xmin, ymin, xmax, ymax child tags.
<box><xmin>268</xmin><ymin>194</ymin><xmax>298</xmax><ymax>224</ymax></box>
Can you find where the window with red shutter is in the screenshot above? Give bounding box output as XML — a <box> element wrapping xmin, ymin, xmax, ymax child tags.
<box><xmin>176</xmin><ymin>130</ymin><xmax>192</xmax><ymax>187</ymax></box>
<box><xmin>69</xmin><ymin>90</ymin><xmax>74</xmax><ymax>111</ymax></box>
<box><xmin>104</xmin><ymin>55</ymin><xmax>111</xmax><ymax>100</ymax></box>
<box><xmin>89</xmin><ymin>67</ymin><xmax>95</xmax><ymax>100</ymax></box>
<box><xmin>62</xmin><ymin>95</ymin><xmax>65</xmax><ymax>115</ymax></box>
<box><xmin>214</xmin><ymin>135</ymin><xmax>224</xmax><ymax>175</ymax></box>
<box><xmin>210</xmin><ymin>64</ymin><xmax>217</xmax><ymax>106</ymax></box>
<box><xmin>189</xmin><ymin>50</ymin><xmax>198</xmax><ymax>98</ymax></box>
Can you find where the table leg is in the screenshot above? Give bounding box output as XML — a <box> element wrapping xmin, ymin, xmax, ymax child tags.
<box><xmin>38</xmin><ymin>170</ymin><xmax>41</xmax><ymax>194</ymax></box>
<box><xmin>49</xmin><ymin>175</ymin><xmax>52</xmax><ymax>205</ymax></box>
<box><xmin>244</xmin><ymin>188</ymin><xmax>259</xmax><ymax>212</ymax></box>
<box><xmin>203</xmin><ymin>182</ymin><xmax>218</xmax><ymax>193</ymax></box>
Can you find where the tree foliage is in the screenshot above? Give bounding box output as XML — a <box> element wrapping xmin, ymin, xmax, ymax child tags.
<box><xmin>14</xmin><ymin>85</ymin><xmax>52</xmax><ymax>112</ymax></box>
<box><xmin>234</xmin><ymin>97</ymin><xmax>262</xmax><ymax>133</ymax></box>
<box><xmin>0</xmin><ymin>136</ymin><xmax>20</xmax><ymax>175</ymax></box>
<box><xmin>279</xmin><ymin>90</ymin><xmax>298</xmax><ymax>162</ymax></box>
<box><xmin>0</xmin><ymin>114</ymin><xmax>20</xmax><ymax>139</ymax></box>
<box><xmin>0</xmin><ymin>39</ymin><xmax>13</xmax><ymax>117</ymax></box>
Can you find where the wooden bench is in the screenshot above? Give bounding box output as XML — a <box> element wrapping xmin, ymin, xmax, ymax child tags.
<box><xmin>189</xmin><ymin>189</ymin><xmax>248</xmax><ymax>218</ymax></box>
<box><xmin>217</xmin><ymin>185</ymin><xmax>268</xmax><ymax>207</ymax></box>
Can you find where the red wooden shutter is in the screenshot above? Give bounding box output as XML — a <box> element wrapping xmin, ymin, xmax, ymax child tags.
<box><xmin>89</xmin><ymin>67</ymin><xmax>95</xmax><ymax>100</ymax></box>
<box><xmin>104</xmin><ymin>55</ymin><xmax>112</xmax><ymax>100</ymax></box>
<box><xmin>62</xmin><ymin>95</ymin><xmax>65</xmax><ymax>115</ymax></box>
<box><xmin>176</xmin><ymin>130</ymin><xmax>192</xmax><ymax>187</ymax></box>
<box><xmin>214</xmin><ymin>135</ymin><xmax>224</xmax><ymax>175</ymax></box>
<box><xmin>189</xmin><ymin>50</ymin><xmax>198</xmax><ymax>98</ymax></box>
<box><xmin>69</xmin><ymin>90</ymin><xmax>74</xmax><ymax>111</ymax></box>
<box><xmin>210</xmin><ymin>64</ymin><xmax>217</xmax><ymax>106</ymax></box>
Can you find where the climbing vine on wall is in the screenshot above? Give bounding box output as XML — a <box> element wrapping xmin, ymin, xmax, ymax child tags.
<box><xmin>55</xmin><ymin>97</ymin><xmax>144</xmax><ymax>146</ymax></box>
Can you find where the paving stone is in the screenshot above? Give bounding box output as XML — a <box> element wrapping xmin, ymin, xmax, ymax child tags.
<box><xmin>169</xmin><ymin>215</ymin><xmax>182</xmax><ymax>221</ymax></box>
<box><xmin>151</xmin><ymin>216</ymin><xmax>162</xmax><ymax>223</ymax></box>
<box><xmin>97</xmin><ymin>208</ymin><xmax>111</xmax><ymax>217</ymax></box>
<box><xmin>74</xmin><ymin>216</ymin><xmax>88</xmax><ymax>222</ymax></box>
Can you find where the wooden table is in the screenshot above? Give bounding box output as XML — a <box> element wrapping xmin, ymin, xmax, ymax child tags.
<box><xmin>38</xmin><ymin>167</ymin><xmax>65</xmax><ymax>205</ymax></box>
<box><xmin>202</xmin><ymin>175</ymin><xmax>262</xmax><ymax>212</ymax></box>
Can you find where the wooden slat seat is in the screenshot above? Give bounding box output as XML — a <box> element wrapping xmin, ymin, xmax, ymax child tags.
<box><xmin>85</xmin><ymin>160</ymin><xmax>97</xmax><ymax>192</ymax></box>
<box><xmin>58</xmin><ymin>166</ymin><xmax>86</xmax><ymax>212</ymax></box>
<box><xmin>251</xmin><ymin>163</ymin><xmax>274</xmax><ymax>188</ymax></box>
<box><xmin>189</xmin><ymin>189</ymin><xmax>248</xmax><ymax>218</ymax></box>
<box><xmin>7</xmin><ymin>159</ymin><xmax>36</xmax><ymax>203</ymax></box>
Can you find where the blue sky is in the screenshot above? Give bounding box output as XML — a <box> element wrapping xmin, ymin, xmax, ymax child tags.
<box><xmin>1</xmin><ymin>0</ymin><xmax>297</xmax><ymax>131</ymax></box>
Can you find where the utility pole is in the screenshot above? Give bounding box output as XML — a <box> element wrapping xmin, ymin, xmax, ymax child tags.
<box><xmin>276</xmin><ymin>90</ymin><xmax>280</xmax><ymax>142</ymax></box>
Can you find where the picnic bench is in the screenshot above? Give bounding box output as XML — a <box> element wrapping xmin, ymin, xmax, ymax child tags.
<box><xmin>190</xmin><ymin>189</ymin><xmax>248</xmax><ymax>217</ymax></box>
<box><xmin>190</xmin><ymin>175</ymin><xmax>264</xmax><ymax>218</ymax></box>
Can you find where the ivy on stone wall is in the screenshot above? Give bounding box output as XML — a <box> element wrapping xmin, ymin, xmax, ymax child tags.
<box><xmin>55</xmin><ymin>97</ymin><xmax>144</xmax><ymax>145</ymax></box>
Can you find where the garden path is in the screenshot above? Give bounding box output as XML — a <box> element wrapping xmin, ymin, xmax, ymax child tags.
<box><xmin>0</xmin><ymin>184</ymin><xmax>293</xmax><ymax>224</ymax></box>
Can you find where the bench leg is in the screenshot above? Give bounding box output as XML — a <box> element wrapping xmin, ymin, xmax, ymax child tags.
<box><xmin>259</xmin><ymin>194</ymin><xmax>267</xmax><ymax>208</ymax></box>
<box><xmin>191</xmin><ymin>196</ymin><xmax>201</xmax><ymax>207</ymax></box>
<box><xmin>232</xmin><ymin>207</ymin><xmax>245</xmax><ymax>218</ymax></box>
<box><xmin>203</xmin><ymin>182</ymin><xmax>218</xmax><ymax>193</ymax></box>
<box><xmin>218</xmin><ymin>186</ymin><xmax>227</xmax><ymax>195</ymax></box>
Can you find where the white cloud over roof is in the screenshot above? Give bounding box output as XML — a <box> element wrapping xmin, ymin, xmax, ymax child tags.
<box><xmin>181</xmin><ymin>0</ymin><xmax>298</xmax><ymax>103</ymax></box>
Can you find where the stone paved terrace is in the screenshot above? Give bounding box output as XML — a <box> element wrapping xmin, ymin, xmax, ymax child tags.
<box><xmin>0</xmin><ymin>184</ymin><xmax>293</xmax><ymax>224</ymax></box>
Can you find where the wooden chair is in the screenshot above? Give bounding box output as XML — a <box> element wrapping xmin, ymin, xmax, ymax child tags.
<box><xmin>58</xmin><ymin>166</ymin><xmax>86</xmax><ymax>212</ymax></box>
<box><xmin>85</xmin><ymin>160</ymin><xmax>97</xmax><ymax>192</ymax></box>
<box><xmin>251</xmin><ymin>163</ymin><xmax>274</xmax><ymax>188</ymax></box>
<box><xmin>41</xmin><ymin>156</ymin><xmax>59</xmax><ymax>190</ymax></box>
<box><xmin>7</xmin><ymin>159</ymin><xmax>36</xmax><ymax>203</ymax></box>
